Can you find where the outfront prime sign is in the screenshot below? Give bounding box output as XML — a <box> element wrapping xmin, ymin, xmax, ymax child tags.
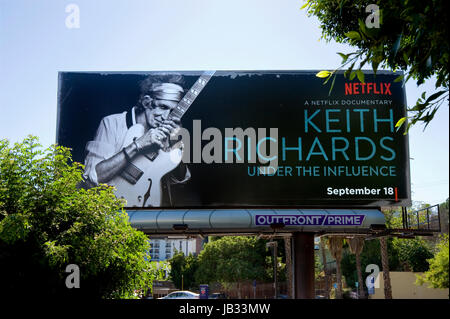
<box><xmin>255</xmin><ymin>214</ymin><xmax>365</xmax><ymax>226</ymax></box>
<box><xmin>57</xmin><ymin>71</ymin><xmax>411</xmax><ymax>208</ymax></box>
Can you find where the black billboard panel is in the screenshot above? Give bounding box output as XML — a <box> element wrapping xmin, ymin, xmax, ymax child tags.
<box><xmin>57</xmin><ymin>71</ymin><xmax>411</xmax><ymax>208</ymax></box>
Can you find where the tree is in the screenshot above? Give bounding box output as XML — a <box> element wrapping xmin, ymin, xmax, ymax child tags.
<box><xmin>392</xmin><ymin>237</ymin><xmax>433</xmax><ymax>272</ymax></box>
<box><xmin>342</xmin><ymin>235</ymin><xmax>401</xmax><ymax>284</ymax></box>
<box><xmin>168</xmin><ymin>251</ymin><xmax>199</xmax><ymax>290</ymax></box>
<box><xmin>284</xmin><ymin>237</ymin><xmax>293</xmax><ymax>298</ymax></box>
<box><xmin>440</xmin><ymin>198</ymin><xmax>449</xmax><ymax>210</ymax></box>
<box><xmin>439</xmin><ymin>198</ymin><xmax>449</xmax><ymax>233</ymax></box>
<box><xmin>168</xmin><ymin>251</ymin><xmax>185</xmax><ymax>289</ymax></box>
<box><xmin>319</xmin><ymin>238</ymin><xmax>331</xmax><ymax>299</ymax></box>
<box><xmin>194</xmin><ymin>236</ymin><xmax>267</xmax><ymax>296</ymax></box>
<box><xmin>348</xmin><ymin>237</ymin><xmax>365</xmax><ymax>298</ymax></box>
<box><xmin>304</xmin><ymin>0</ymin><xmax>449</xmax><ymax>131</ymax></box>
<box><xmin>416</xmin><ymin>234</ymin><xmax>449</xmax><ymax>289</ymax></box>
<box><xmin>379</xmin><ymin>237</ymin><xmax>392</xmax><ymax>299</ymax></box>
<box><xmin>0</xmin><ymin>136</ymin><xmax>153</xmax><ymax>299</ymax></box>
<box><xmin>326</xmin><ymin>236</ymin><xmax>345</xmax><ymax>299</ymax></box>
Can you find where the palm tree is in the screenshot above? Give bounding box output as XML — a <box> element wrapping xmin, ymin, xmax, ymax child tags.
<box><xmin>284</xmin><ymin>237</ymin><xmax>293</xmax><ymax>299</ymax></box>
<box><xmin>320</xmin><ymin>237</ymin><xmax>331</xmax><ymax>299</ymax></box>
<box><xmin>348</xmin><ymin>237</ymin><xmax>365</xmax><ymax>298</ymax></box>
<box><xmin>379</xmin><ymin>236</ymin><xmax>393</xmax><ymax>299</ymax></box>
<box><xmin>326</xmin><ymin>236</ymin><xmax>344</xmax><ymax>299</ymax></box>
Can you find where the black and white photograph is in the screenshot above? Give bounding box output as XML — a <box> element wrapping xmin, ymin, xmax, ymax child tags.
<box><xmin>77</xmin><ymin>73</ymin><xmax>210</xmax><ymax>207</ymax></box>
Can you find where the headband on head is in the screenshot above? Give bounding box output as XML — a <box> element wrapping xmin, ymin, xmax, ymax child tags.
<box><xmin>150</xmin><ymin>83</ymin><xmax>184</xmax><ymax>102</ymax></box>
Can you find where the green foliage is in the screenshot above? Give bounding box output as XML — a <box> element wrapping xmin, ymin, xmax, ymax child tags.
<box><xmin>392</xmin><ymin>237</ymin><xmax>433</xmax><ymax>272</ymax></box>
<box><xmin>195</xmin><ymin>236</ymin><xmax>268</xmax><ymax>285</ymax></box>
<box><xmin>383</xmin><ymin>204</ymin><xmax>434</xmax><ymax>230</ymax></box>
<box><xmin>314</xmin><ymin>251</ymin><xmax>323</xmax><ymax>280</ymax></box>
<box><xmin>0</xmin><ymin>136</ymin><xmax>154</xmax><ymax>299</ymax></box>
<box><xmin>342</xmin><ymin>235</ymin><xmax>433</xmax><ymax>288</ymax></box>
<box><xmin>265</xmin><ymin>255</ymin><xmax>286</xmax><ymax>282</ymax></box>
<box><xmin>169</xmin><ymin>237</ymin><xmax>284</xmax><ymax>289</ymax></box>
<box><xmin>440</xmin><ymin>198</ymin><xmax>449</xmax><ymax>210</ymax></box>
<box><xmin>340</xmin><ymin>250</ymin><xmax>357</xmax><ymax>288</ymax></box>
<box><xmin>382</xmin><ymin>207</ymin><xmax>403</xmax><ymax>228</ymax></box>
<box><xmin>416</xmin><ymin>234</ymin><xmax>449</xmax><ymax>288</ymax></box>
<box><xmin>169</xmin><ymin>251</ymin><xmax>199</xmax><ymax>290</ymax></box>
<box><xmin>148</xmin><ymin>261</ymin><xmax>171</xmax><ymax>281</ymax></box>
<box><xmin>304</xmin><ymin>0</ymin><xmax>449</xmax><ymax>131</ymax></box>
<box><xmin>341</xmin><ymin>238</ymin><xmax>400</xmax><ymax>288</ymax></box>
<box><xmin>169</xmin><ymin>251</ymin><xmax>185</xmax><ymax>289</ymax></box>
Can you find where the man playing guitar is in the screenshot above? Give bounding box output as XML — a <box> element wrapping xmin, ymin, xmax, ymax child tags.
<box><xmin>83</xmin><ymin>74</ymin><xmax>190</xmax><ymax>206</ymax></box>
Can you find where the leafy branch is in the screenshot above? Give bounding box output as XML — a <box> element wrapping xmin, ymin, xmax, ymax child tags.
<box><xmin>303</xmin><ymin>0</ymin><xmax>449</xmax><ymax>133</ymax></box>
<box><xmin>315</xmin><ymin>49</ymin><xmax>364</xmax><ymax>95</ymax></box>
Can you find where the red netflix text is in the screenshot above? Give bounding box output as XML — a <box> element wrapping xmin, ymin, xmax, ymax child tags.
<box><xmin>345</xmin><ymin>82</ymin><xmax>391</xmax><ymax>95</ymax></box>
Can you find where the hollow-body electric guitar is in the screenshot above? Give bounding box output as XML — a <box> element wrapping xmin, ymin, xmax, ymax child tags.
<box><xmin>110</xmin><ymin>71</ymin><xmax>215</xmax><ymax>207</ymax></box>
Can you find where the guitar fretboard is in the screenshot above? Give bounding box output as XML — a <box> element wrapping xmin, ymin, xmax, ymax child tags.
<box><xmin>169</xmin><ymin>70</ymin><xmax>215</xmax><ymax>120</ymax></box>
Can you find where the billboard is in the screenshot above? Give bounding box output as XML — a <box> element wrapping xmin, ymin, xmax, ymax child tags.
<box><xmin>57</xmin><ymin>71</ymin><xmax>411</xmax><ymax>208</ymax></box>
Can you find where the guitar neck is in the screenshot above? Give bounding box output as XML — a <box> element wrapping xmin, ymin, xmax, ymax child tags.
<box><xmin>169</xmin><ymin>70</ymin><xmax>215</xmax><ymax>120</ymax></box>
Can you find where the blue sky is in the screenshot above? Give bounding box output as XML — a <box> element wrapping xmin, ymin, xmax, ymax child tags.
<box><xmin>0</xmin><ymin>0</ymin><xmax>448</xmax><ymax>205</ymax></box>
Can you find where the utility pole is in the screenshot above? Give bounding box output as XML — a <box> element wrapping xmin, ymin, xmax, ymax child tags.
<box><xmin>293</xmin><ymin>232</ymin><xmax>315</xmax><ymax>299</ymax></box>
<box><xmin>181</xmin><ymin>261</ymin><xmax>184</xmax><ymax>291</ymax></box>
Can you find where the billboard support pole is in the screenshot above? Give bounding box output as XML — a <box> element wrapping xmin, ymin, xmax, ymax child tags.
<box><xmin>293</xmin><ymin>232</ymin><xmax>315</xmax><ymax>299</ymax></box>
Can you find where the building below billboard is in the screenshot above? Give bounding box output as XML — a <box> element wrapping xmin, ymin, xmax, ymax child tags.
<box><xmin>148</xmin><ymin>236</ymin><xmax>204</xmax><ymax>261</ymax></box>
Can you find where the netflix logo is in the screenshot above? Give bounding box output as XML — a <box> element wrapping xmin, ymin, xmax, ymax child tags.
<box><xmin>345</xmin><ymin>82</ymin><xmax>392</xmax><ymax>95</ymax></box>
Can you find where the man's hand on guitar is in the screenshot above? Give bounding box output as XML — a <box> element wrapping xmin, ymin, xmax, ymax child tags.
<box><xmin>156</xmin><ymin>117</ymin><xmax>181</xmax><ymax>138</ymax></box>
<box><xmin>135</xmin><ymin>128</ymin><xmax>166</xmax><ymax>151</ymax></box>
<box><xmin>134</xmin><ymin>117</ymin><xmax>181</xmax><ymax>152</ymax></box>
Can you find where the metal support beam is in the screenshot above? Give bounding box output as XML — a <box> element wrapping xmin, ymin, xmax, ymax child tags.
<box><xmin>293</xmin><ymin>232</ymin><xmax>315</xmax><ymax>299</ymax></box>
